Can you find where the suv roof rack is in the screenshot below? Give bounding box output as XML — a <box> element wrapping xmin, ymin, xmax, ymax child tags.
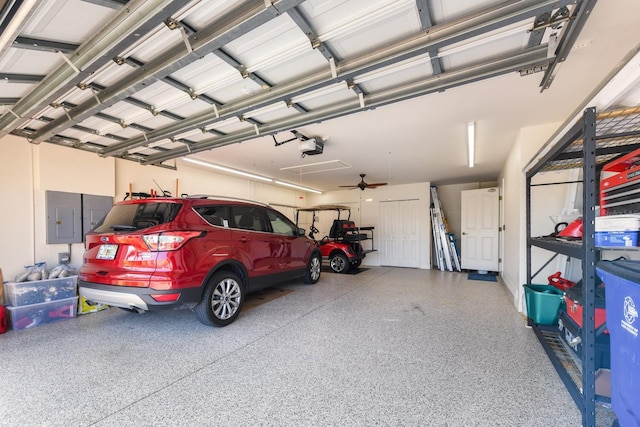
<box><xmin>184</xmin><ymin>194</ymin><xmax>268</xmax><ymax>206</ymax></box>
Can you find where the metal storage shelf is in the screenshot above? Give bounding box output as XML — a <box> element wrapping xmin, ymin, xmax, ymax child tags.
<box><xmin>526</xmin><ymin>106</ymin><xmax>640</xmax><ymax>427</ymax></box>
<box><xmin>530</xmin><ymin>237</ymin><xmax>584</xmax><ymax>258</ymax></box>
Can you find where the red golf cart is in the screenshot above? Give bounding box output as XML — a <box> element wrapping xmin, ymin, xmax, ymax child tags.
<box><xmin>295</xmin><ymin>205</ymin><xmax>375</xmax><ymax>273</ymax></box>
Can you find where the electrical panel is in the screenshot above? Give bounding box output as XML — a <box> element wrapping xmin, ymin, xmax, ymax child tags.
<box><xmin>46</xmin><ymin>191</ymin><xmax>113</xmax><ymax>244</ymax></box>
<box><xmin>82</xmin><ymin>194</ymin><xmax>113</xmax><ymax>236</ymax></box>
<box><xmin>46</xmin><ymin>191</ymin><xmax>82</xmax><ymax>244</ymax></box>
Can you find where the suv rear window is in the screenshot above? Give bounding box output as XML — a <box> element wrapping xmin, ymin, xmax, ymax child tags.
<box><xmin>193</xmin><ymin>205</ymin><xmax>230</xmax><ymax>227</ymax></box>
<box><xmin>94</xmin><ymin>202</ymin><xmax>182</xmax><ymax>232</ymax></box>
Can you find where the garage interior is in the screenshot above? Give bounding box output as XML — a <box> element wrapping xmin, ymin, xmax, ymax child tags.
<box><xmin>1</xmin><ymin>0</ymin><xmax>640</xmax><ymax>426</ymax></box>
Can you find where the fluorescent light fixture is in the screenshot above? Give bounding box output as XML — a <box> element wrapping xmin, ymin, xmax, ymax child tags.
<box><xmin>467</xmin><ymin>121</ymin><xmax>475</xmax><ymax>168</ymax></box>
<box><xmin>280</xmin><ymin>159</ymin><xmax>352</xmax><ymax>175</ymax></box>
<box><xmin>184</xmin><ymin>158</ymin><xmax>321</xmax><ymax>193</ymax></box>
<box><xmin>183</xmin><ymin>157</ymin><xmax>272</xmax><ymax>182</ymax></box>
<box><xmin>274</xmin><ymin>180</ymin><xmax>322</xmax><ymax>194</ymax></box>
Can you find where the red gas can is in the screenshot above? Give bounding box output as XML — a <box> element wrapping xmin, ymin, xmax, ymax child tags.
<box><xmin>0</xmin><ymin>306</ymin><xmax>8</xmax><ymax>334</ymax></box>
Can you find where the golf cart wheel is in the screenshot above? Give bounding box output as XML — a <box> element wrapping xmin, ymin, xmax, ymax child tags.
<box><xmin>351</xmin><ymin>259</ymin><xmax>362</xmax><ymax>268</ymax></box>
<box><xmin>330</xmin><ymin>253</ymin><xmax>350</xmax><ymax>273</ymax></box>
<box><xmin>303</xmin><ymin>252</ymin><xmax>322</xmax><ymax>284</ymax></box>
<box><xmin>195</xmin><ymin>271</ymin><xmax>244</xmax><ymax>327</ymax></box>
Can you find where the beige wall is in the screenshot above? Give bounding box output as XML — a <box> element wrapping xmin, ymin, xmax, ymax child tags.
<box><xmin>500</xmin><ymin>122</ymin><xmax>565</xmax><ymax>312</ymax></box>
<box><xmin>1</xmin><ymin>136</ymin><xmax>36</xmax><ymax>282</ymax></box>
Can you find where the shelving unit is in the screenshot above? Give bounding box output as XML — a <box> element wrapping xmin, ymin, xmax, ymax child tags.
<box><xmin>526</xmin><ymin>106</ymin><xmax>640</xmax><ymax>427</ymax></box>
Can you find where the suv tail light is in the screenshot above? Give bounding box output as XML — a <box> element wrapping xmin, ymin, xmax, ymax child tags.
<box><xmin>142</xmin><ymin>231</ymin><xmax>203</xmax><ymax>251</ymax></box>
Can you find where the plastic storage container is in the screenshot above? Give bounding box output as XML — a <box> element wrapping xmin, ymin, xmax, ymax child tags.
<box><xmin>7</xmin><ymin>297</ymin><xmax>77</xmax><ymax>330</ymax></box>
<box><xmin>595</xmin><ymin>214</ymin><xmax>640</xmax><ymax>231</ymax></box>
<box><xmin>595</xmin><ymin>230</ymin><xmax>639</xmax><ymax>247</ymax></box>
<box><xmin>523</xmin><ymin>284</ymin><xmax>565</xmax><ymax>326</ymax></box>
<box><xmin>3</xmin><ymin>276</ymin><xmax>77</xmax><ymax>306</ymax></box>
<box><xmin>596</xmin><ymin>260</ymin><xmax>640</xmax><ymax>426</ymax></box>
<box><xmin>595</xmin><ymin>215</ymin><xmax>640</xmax><ymax>247</ymax></box>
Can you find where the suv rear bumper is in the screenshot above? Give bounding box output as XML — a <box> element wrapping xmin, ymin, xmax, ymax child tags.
<box><xmin>79</xmin><ymin>280</ymin><xmax>202</xmax><ymax>312</ymax></box>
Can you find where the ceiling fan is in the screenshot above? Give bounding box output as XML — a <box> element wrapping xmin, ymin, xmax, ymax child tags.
<box><xmin>340</xmin><ymin>174</ymin><xmax>388</xmax><ymax>191</ymax></box>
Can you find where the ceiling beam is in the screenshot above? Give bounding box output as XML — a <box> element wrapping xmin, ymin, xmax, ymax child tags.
<box><xmin>12</xmin><ymin>36</ymin><xmax>79</xmax><ymax>54</ymax></box>
<box><xmin>142</xmin><ymin>45</ymin><xmax>549</xmax><ymax>165</ymax></box>
<box><xmin>214</xmin><ymin>48</ymin><xmax>272</xmax><ymax>89</ymax></box>
<box><xmin>527</xmin><ymin>12</ymin><xmax>550</xmax><ymax>48</ymax></box>
<box><xmin>415</xmin><ymin>0</ymin><xmax>443</xmax><ymax>75</ymax></box>
<box><xmin>0</xmin><ymin>0</ymin><xmax>189</xmax><ymax>138</ymax></box>
<box><xmin>117</xmin><ymin>55</ymin><xmax>224</xmax><ymax>107</ymax></box>
<box><xmin>79</xmin><ymin>0</ymin><xmax>127</xmax><ymax>10</ymax></box>
<box><xmin>26</xmin><ymin>0</ymin><xmax>307</xmax><ymax>145</ymax></box>
<box><xmin>0</xmin><ymin>72</ymin><xmax>44</xmax><ymax>83</ymax></box>
<box><xmin>540</xmin><ymin>0</ymin><xmax>597</xmax><ymax>90</ymax></box>
<box><xmin>99</xmin><ymin>0</ymin><xmax>569</xmax><ymax>158</ymax></box>
<box><xmin>287</xmin><ymin>7</ymin><xmax>335</xmax><ymax>64</ymax></box>
<box><xmin>285</xmin><ymin>7</ymin><xmax>335</xmax><ymax>111</ymax></box>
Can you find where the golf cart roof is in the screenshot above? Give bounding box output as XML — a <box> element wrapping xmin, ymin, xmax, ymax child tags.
<box><xmin>296</xmin><ymin>204</ymin><xmax>352</xmax><ymax>212</ymax></box>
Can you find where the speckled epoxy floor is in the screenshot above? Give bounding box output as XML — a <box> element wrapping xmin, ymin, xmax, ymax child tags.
<box><xmin>0</xmin><ymin>267</ymin><xmax>598</xmax><ymax>426</ymax></box>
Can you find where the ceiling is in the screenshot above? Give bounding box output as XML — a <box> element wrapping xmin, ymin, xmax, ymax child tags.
<box><xmin>1</xmin><ymin>0</ymin><xmax>640</xmax><ymax>193</ymax></box>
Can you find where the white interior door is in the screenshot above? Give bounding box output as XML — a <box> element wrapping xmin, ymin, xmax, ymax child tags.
<box><xmin>461</xmin><ymin>188</ymin><xmax>500</xmax><ymax>272</ymax></box>
<box><xmin>379</xmin><ymin>200</ymin><xmax>419</xmax><ymax>268</ymax></box>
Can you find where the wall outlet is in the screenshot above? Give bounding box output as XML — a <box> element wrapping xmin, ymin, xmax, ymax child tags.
<box><xmin>58</xmin><ymin>252</ymin><xmax>70</xmax><ymax>264</ymax></box>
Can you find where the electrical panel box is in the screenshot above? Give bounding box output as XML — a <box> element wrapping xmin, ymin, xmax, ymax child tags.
<box><xmin>82</xmin><ymin>194</ymin><xmax>113</xmax><ymax>236</ymax></box>
<box><xmin>46</xmin><ymin>191</ymin><xmax>82</xmax><ymax>244</ymax></box>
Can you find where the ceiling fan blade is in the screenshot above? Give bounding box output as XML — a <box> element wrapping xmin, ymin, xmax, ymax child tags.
<box><xmin>367</xmin><ymin>183</ymin><xmax>388</xmax><ymax>187</ymax></box>
<box><xmin>339</xmin><ymin>185</ymin><xmax>358</xmax><ymax>188</ymax></box>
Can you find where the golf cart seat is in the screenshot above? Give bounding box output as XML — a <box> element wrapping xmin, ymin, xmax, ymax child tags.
<box><xmin>329</xmin><ymin>220</ymin><xmax>368</xmax><ymax>242</ymax></box>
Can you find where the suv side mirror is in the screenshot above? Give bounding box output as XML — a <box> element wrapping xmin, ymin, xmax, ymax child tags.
<box><xmin>297</xmin><ymin>227</ymin><xmax>306</xmax><ymax>236</ymax></box>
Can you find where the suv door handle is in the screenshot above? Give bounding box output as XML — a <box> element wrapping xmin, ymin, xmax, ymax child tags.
<box><xmin>239</xmin><ymin>237</ymin><xmax>248</xmax><ymax>243</ymax></box>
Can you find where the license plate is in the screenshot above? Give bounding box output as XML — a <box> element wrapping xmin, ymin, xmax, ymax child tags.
<box><xmin>97</xmin><ymin>244</ymin><xmax>118</xmax><ymax>260</ymax></box>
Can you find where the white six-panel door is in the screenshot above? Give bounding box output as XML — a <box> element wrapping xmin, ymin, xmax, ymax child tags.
<box><xmin>461</xmin><ymin>188</ymin><xmax>499</xmax><ymax>272</ymax></box>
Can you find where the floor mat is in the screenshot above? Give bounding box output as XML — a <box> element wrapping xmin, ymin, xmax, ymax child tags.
<box><xmin>244</xmin><ymin>288</ymin><xmax>294</xmax><ymax>311</ymax></box>
<box><xmin>322</xmin><ymin>267</ymin><xmax>369</xmax><ymax>275</ymax></box>
<box><xmin>468</xmin><ymin>273</ymin><xmax>497</xmax><ymax>282</ymax></box>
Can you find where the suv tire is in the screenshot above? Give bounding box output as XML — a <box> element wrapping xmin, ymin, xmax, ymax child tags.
<box><xmin>196</xmin><ymin>271</ymin><xmax>245</xmax><ymax>327</ymax></box>
<box><xmin>303</xmin><ymin>252</ymin><xmax>322</xmax><ymax>284</ymax></box>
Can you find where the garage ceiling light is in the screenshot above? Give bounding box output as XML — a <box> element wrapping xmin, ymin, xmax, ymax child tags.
<box><xmin>274</xmin><ymin>180</ymin><xmax>322</xmax><ymax>194</ymax></box>
<box><xmin>183</xmin><ymin>157</ymin><xmax>321</xmax><ymax>194</ymax></box>
<box><xmin>468</xmin><ymin>121</ymin><xmax>475</xmax><ymax>168</ymax></box>
<box><xmin>183</xmin><ymin>157</ymin><xmax>272</xmax><ymax>182</ymax></box>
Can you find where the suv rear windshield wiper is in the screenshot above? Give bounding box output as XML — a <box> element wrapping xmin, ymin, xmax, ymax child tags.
<box><xmin>110</xmin><ymin>224</ymin><xmax>137</xmax><ymax>231</ymax></box>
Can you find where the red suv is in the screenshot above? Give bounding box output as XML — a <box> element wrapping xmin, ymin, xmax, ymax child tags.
<box><xmin>79</xmin><ymin>196</ymin><xmax>322</xmax><ymax>326</ymax></box>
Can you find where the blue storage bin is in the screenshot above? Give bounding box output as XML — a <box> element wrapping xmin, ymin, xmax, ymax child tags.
<box><xmin>596</xmin><ymin>260</ymin><xmax>640</xmax><ymax>426</ymax></box>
